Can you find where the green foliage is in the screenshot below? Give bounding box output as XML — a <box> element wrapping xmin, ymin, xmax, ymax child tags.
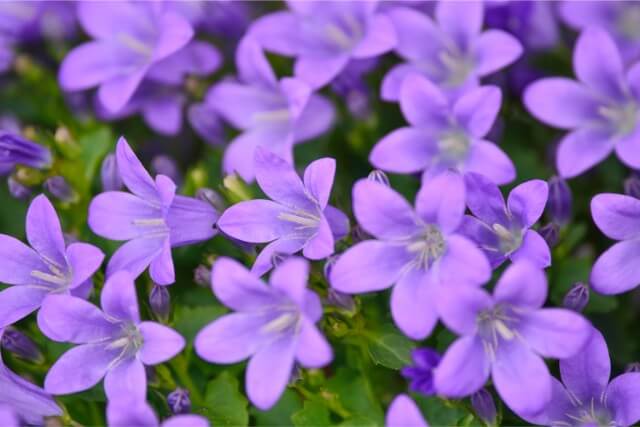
<box><xmin>202</xmin><ymin>372</ymin><xmax>249</xmax><ymax>427</ymax></box>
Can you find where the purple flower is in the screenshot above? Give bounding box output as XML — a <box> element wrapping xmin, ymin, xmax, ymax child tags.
<box><xmin>547</xmin><ymin>176</ymin><xmax>572</xmax><ymax>226</ymax></box>
<box><xmin>471</xmin><ymin>389</ymin><xmax>497</xmax><ymax>426</ymax></box>
<box><xmin>460</xmin><ymin>172</ymin><xmax>550</xmax><ymax>269</ymax></box>
<box><xmin>590</xmin><ymin>193</ymin><xmax>640</xmax><ymax>294</ymax></box>
<box><xmin>370</xmin><ymin>74</ymin><xmax>515</xmax><ymax>185</ymax></box>
<box><xmin>40</xmin><ymin>271</ymin><xmax>185</xmax><ymax>399</ymax></box>
<box><xmin>0</xmin><ymin>194</ymin><xmax>104</xmax><ymax>328</ymax></box>
<box><xmin>194</xmin><ymin>257</ymin><xmax>332</xmax><ymax>410</ymax></box>
<box><xmin>107</xmin><ymin>398</ymin><xmax>208</xmax><ymax>427</ymax></box>
<box><xmin>0</xmin><ymin>329</ymin><xmax>61</xmax><ymax>425</ymax></box>
<box><xmin>560</xmin><ymin>1</ymin><xmax>640</xmax><ymax>64</ymax></box>
<box><xmin>217</xmin><ymin>147</ymin><xmax>349</xmax><ymax>276</ymax></box>
<box><xmin>524</xmin><ymin>28</ymin><xmax>640</xmax><ymax>178</ymax></box>
<box><xmin>401</xmin><ymin>348</ymin><xmax>440</xmax><ymax>395</ymax></box>
<box><xmin>205</xmin><ymin>36</ymin><xmax>334</xmax><ymax>182</ymax></box>
<box><xmin>434</xmin><ymin>262</ymin><xmax>592</xmax><ymax>417</ymax></box>
<box><xmin>0</xmin><ymin>131</ymin><xmax>51</xmax><ymax>175</ymax></box>
<box><xmin>88</xmin><ymin>137</ymin><xmax>218</xmax><ymax>285</ymax></box>
<box><xmin>563</xmin><ymin>282</ymin><xmax>590</xmax><ymax>312</ymax></box>
<box><xmin>101</xmin><ymin>153</ymin><xmax>123</xmax><ymax>192</ymax></box>
<box><xmin>386</xmin><ymin>394</ymin><xmax>429</xmax><ymax>427</ymax></box>
<box><xmin>58</xmin><ymin>1</ymin><xmax>218</xmax><ymax>114</ymax></box>
<box><xmin>250</xmin><ymin>1</ymin><xmax>396</xmax><ymax>89</ymax></box>
<box><xmin>485</xmin><ymin>1</ymin><xmax>560</xmax><ymax>51</ymax></box>
<box><xmin>522</xmin><ymin>328</ymin><xmax>640</xmax><ymax>427</ymax></box>
<box><xmin>167</xmin><ymin>388</ymin><xmax>190</xmax><ymax>415</ymax></box>
<box><xmin>382</xmin><ymin>1</ymin><xmax>522</xmax><ymax>101</ymax></box>
<box><xmin>330</xmin><ymin>172</ymin><xmax>490</xmax><ymax>339</ymax></box>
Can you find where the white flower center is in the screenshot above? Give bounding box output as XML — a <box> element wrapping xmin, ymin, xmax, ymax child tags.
<box><xmin>492</xmin><ymin>223</ymin><xmax>523</xmax><ymax>255</ymax></box>
<box><xmin>438</xmin><ymin>130</ymin><xmax>470</xmax><ymax>166</ymax></box>
<box><xmin>406</xmin><ymin>225</ymin><xmax>446</xmax><ymax>270</ymax></box>
<box><xmin>599</xmin><ymin>102</ymin><xmax>638</xmax><ymax>136</ymax></box>
<box><xmin>477</xmin><ymin>305</ymin><xmax>520</xmax><ymax>362</ymax></box>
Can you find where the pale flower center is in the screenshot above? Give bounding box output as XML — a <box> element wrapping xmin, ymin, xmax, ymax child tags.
<box><xmin>558</xmin><ymin>397</ymin><xmax>616</xmax><ymax>427</ymax></box>
<box><xmin>260</xmin><ymin>311</ymin><xmax>301</xmax><ymax>335</ymax></box>
<box><xmin>618</xmin><ymin>6</ymin><xmax>640</xmax><ymax>40</ymax></box>
<box><xmin>406</xmin><ymin>225</ymin><xmax>446</xmax><ymax>270</ymax></box>
<box><xmin>324</xmin><ymin>13</ymin><xmax>363</xmax><ymax>50</ymax></box>
<box><xmin>477</xmin><ymin>305</ymin><xmax>519</xmax><ymax>361</ymax></box>
<box><xmin>278</xmin><ymin>209</ymin><xmax>321</xmax><ymax>229</ymax></box>
<box><xmin>439</xmin><ymin>49</ymin><xmax>474</xmax><ymax>86</ymax></box>
<box><xmin>599</xmin><ymin>102</ymin><xmax>638</xmax><ymax>136</ymax></box>
<box><xmin>107</xmin><ymin>323</ymin><xmax>143</xmax><ymax>364</ymax></box>
<box><xmin>117</xmin><ymin>33</ymin><xmax>153</xmax><ymax>57</ymax></box>
<box><xmin>492</xmin><ymin>223</ymin><xmax>523</xmax><ymax>255</ymax></box>
<box><xmin>438</xmin><ymin>130</ymin><xmax>470</xmax><ymax>166</ymax></box>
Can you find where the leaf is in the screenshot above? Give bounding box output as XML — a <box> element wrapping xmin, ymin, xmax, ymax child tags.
<box><xmin>251</xmin><ymin>389</ymin><xmax>302</xmax><ymax>426</ymax></box>
<box><xmin>414</xmin><ymin>396</ymin><xmax>468</xmax><ymax>427</ymax></box>
<box><xmin>203</xmin><ymin>372</ymin><xmax>249</xmax><ymax>427</ymax></box>
<box><xmin>173</xmin><ymin>304</ymin><xmax>227</xmax><ymax>341</ymax></box>
<box><xmin>291</xmin><ymin>400</ymin><xmax>331</xmax><ymax>427</ymax></box>
<box><xmin>326</xmin><ymin>368</ymin><xmax>384</xmax><ymax>425</ymax></box>
<box><xmin>367</xmin><ymin>331</ymin><xmax>414</xmax><ymax>370</ymax></box>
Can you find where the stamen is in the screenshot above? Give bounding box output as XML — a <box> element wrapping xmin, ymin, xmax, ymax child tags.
<box><xmin>261</xmin><ymin>312</ymin><xmax>299</xmax><ymax>334</ymax></box>
<box><xmin>30</xmin><ymin>270</ymin><xmax>67</xmax><ymax>286</ymax></box>
<box><xmin>598</xmin><ymin>103</ymin><xmax>638</xmax><ymax>136</ymax></box>
<box><xmin>253</xmin><ymin>109</ymin><xmax>290</xmax><ymax>124</ymax></box>
<box><xmin>406</xmin><ymin>225</ymin><xmax>446</xmax><ymax>270</ymax></box>
<box><xmin>132</xmin><ymin>218</ymin><xmax>166</xmax><ymax>227</ymax></box>
<box><xmin>325</xmin><ymin>24</ymin><xmax>354</xmax><ymax>49</ymax></box>
<box><xmin>491</xmin><ymin>223</ymin><xmax>522</xmax><ymax>255</ymax></box>
<box><xmin>277</xmin><ymin>211</ymin><xmax>320</xmax><ymax>228</ymax></box>
<box><xmin>117</xmin><ymin>33</ymin><xmax>152</xmax><ymax>56</ymax></box>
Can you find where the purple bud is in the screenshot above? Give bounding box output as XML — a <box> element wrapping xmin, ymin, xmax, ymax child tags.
<box><xmin>196</xmin><ymin>187</ymin><xmax>226</xmax><ymax>212</ymax></box>
<box><xmin>7</xmin><ymin>176</ymin><xmax>30</xmax><ymax>200</ymax></box>
<box><xmin>193</xmin><ymin>265</ymin><xmax>211</xmax><ymax>287</ymax></box>
<box><xmin>539</xmin><ymin>222</ymin><xmax>559</xmax><ymax>248</ymax></box>
<box><xmin>367</xmin><ymin>170</ymin><xmax>390</xmax><ymax>187</ymax></box>
<box><xmin>44</xmin><ymin>176</ymin><xmax>74</xmax><ymax>202</ymax></box>
<box><xmin>167</xmin><ymin>388</ymin><xmax>191</xmax><ymax>415</ymax></box>
<box><xmin>188</xmin><ymin>103</ymin><xmax>225</xmax><ymax>146</ymax></box>
<box><xmin>401</xmin><ymin>348</ymin><xmax>441</xmax><ymax>396</ymax></box>
<box><xmin>326</xmin><ymin>288</ymin><xmax>355</xmax><ymax>312</ymax></box>
<box><xmin>471</xmin><ymin>389</ymin><xmax>497</xmax><ymax>426</ymax></box>
<box><xmin>1</xmin><ymin>328</ymin><xmax>42</xmax><ymax>362</ymax></box>
<box><xmin>546</xmin><ymin>176</ymin><xmax>572</xmax><ymax>225</ymax></box>
<box><xmin>0</xmin><ymin>131</ymin><xmax>51</xmax><ymax>174</ymax></box>
<box><xmin>100</xmin><ymin>153</ymin><xmax>122</xmax><ymax>191</ymax></box>
<box><xmin>563</xmin><ymin>282</ymin><xmax>589</xmax><ymax>312</ymax></box>
<box><xmin>626</xmin><ymin>362</ymin><xmax>640</xmax><ymax>373</ymax></box>
<box><xmin>624</xmin><ymin>174</ymin><xmax>640</xmax><ymax>199</ymax></box>
<box><xmin>151</xmin><ymin>155</ymin><xmax>181</xmax><ymax>185</ymax></box>
<box><xmin>351</xmin><ymin>224</ymin><xmax>371</xmax><ymax>243</ymax></box>
<box><xmin>149</xmin><ymin>285</ymin><xmax>170</xmax><ymax>321</ymax></box>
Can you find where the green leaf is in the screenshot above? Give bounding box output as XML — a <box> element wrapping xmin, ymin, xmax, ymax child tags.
<box><xmin>203</xmin><ymin>372</ymin><xmax>249</xmax><ymax>427</ymax></box>
<box><xmin>173</xmin><ymin>304</ymin><xmax>226</xmax><ymax>341</ymax></box>
<box><xmin>367</xmin><ymin>331</ymin><xmax>414</xmax><ymax>370</ymax></box>
<box><xmin>414</xmin><ymin>396</ymin><xmax>468</xmax><ymax>427</ymax></box>
<box><xmin>251</xmin><ymin>390</ymin><xmax>302</xmax><ymax>426</ymax></box>
<box><xmin>292</xmin><ymin>401</ymin><xmax>331</xmax><ymax>427</ymax></box>
<box><xmin>326</xmin><ymin>368</ymin><xmax>384</xmax><ymax>425</ymax></box>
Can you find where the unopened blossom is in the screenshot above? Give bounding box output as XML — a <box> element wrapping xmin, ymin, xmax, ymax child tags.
<box><xmin>401</xmin><ymin>348</ymin><xmax>440</xmax><ymax>395</ymax></box>
<box><xmin>590</xmin><ymin>193</ymin><xmax>640</xmax><ymax>294</ymax></box>
<box><xmin>88</xmin><ymin>137</ymin><xmax>218</xmax><ymax>285</ymax></box>
<box><xmin>40</xmin><ymin>271</ymin><xmax>185</xmax><ymax>399</ymax></box>
<box><xmin>382</xmin><ymin>1</ymin><xmax>522</xmax><ymax>100</ymax></box>
<box><xmin>107</xmin><ymin>398</ymin><xmax>208</xmax><ymax>427</ymax></box>
<box><xmin>522</xmin><ymin>329</ymin><xmax>640</xmax><ymax>427</ymax></box>
<box><xmin>167</xmin><ymin>388</ymin><xmax>190</xmax><ymax>415</ymax></box>
<box><xmin>217</xmin><ymin>147</ymin><xmax>349</xmax><ymax>276</ymax></box>
<box><xmin>370</xmin><ymin>74</ymin><xmax>514</xmax><ymax>185</ymax></box>
<box><xmin>434</xmin><ymin>262</ymin><xmax>592</xmax><ymax>416</ymax></box>
<box><xmin>331</xmin><ymin>172</ymin><xmax>490</xmax><ymax>339</ymax></box>
<box><xmin>460</xmin><ymin>173</ymin><xmax>550</xmax><ymax>269</ymax></box>
<box><xmin>1</xmin><ymin>327</ymin><xmax>42</xmax><ymax>362</ymax></box>
<box><xmin>195</xmin><ymin>257</ymin><xmax>332</xmax><ymax>410</ymax></box>
<box><xmin>0</xmin><ymin>329</ymin><xmax>61</xmax><ymax>425</ymax></box>
<box><xmin>0</xmin><ymin>131</ymin><xmax>51</xmax><ymax>175</ymax></box>
<box><xmin>563</xmin><ymin>282</ymin><xmax>589</xmax><ymax>312</ymax></box>
<box><xmin>386</xmin><ymin>394</ymin><xmax>429</xmax><ymax>427</ymax></box>
<box><xmin>525</xmin><ymin>28</ymin><xmax>640</xmax><ymax>178</ymax></box>
<box><xmin>485</xmin><ymin>1</ymin><xmax>559</xmax><ymax>51</ymax></box>
<box><xmin>250</xmin><ymin>1</ymin><xmax>396</xmax><ymax>89</ymax></box>
<box><xmin>0</xmin><ymin>194</ymin><xmax>103</xmax><ymax>327</ymax></box>
<box><xmin>205</xmin><ymin>35</ymin><xmax>334</xmax><ymax>182</ymax></box>
<box><xmin>100</xmin><ymin>153</ymin><xmax>123</xmax><ymax>192</ymax></box>
<box><xmin>471</xmin><ymin>389</ymin><xmax>497</xmax><ymax>426</ymax></box>
<box><xmin>546</xmin><ymin>176</ymin><xmax>572</xmax><ymax>226</ymax></box>
<box><xmin>624</xmin><ymin>173</ymin><xmax>640</xmax><ymax>199</ymax></box>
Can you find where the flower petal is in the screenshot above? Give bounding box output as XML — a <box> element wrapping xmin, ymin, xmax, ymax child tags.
<box><xmin>434</xmin><ymin>336</ymin><xmax>490</xmax><ymax>398</ymax></box>
<box><xmin>103</xmin><ymin>358</ymin><xmax>146</xmax><ymax>402</ymax></box>
<box><xmin>88</xmin><ymin>191</ymin><xmax>163</xmax><ymax>241</ymax></box>
<box><xmin>324</xmin><ymin>205</ymin><xmax>349</xmax><ymax>241</ymax></box>
<box><xmin>303</xmin><ymin>158</ymin><xmax>335</xmax><ymax>209</ymax></box>
<box><xmin>386</xmin><ymin>395</ymin><xmax>429</xmax><ymax>427</ymax></box>
<box><xmin>251</xmin><ymin>238</ymin><xmax>306</xmax><ymax>277</ymax></box>
<box><xmin>45</xmin><ymin>344</ymin><xmax>117</xmax><ymax>395</ymax></box>
<box><xmin>416</xmin><ymin>170</ymin><xmax>465</xmax><ymax>233</ymax></box>
<box><xmin>606</xmin><ymin>372</ymin><xmax>640</xmax><ymax>427</ymax></box>
<box><xmin>66</xmin><ymin>243</ymin><xmax>104</xmax><ymax>289</ymax></box>
<box><xmin>399</xmin><ymin>74</ymin><xmax>448</xmax><ymax>128</ymax></box>
<box><xmin>294</xmin><ymin>54</ymin><xmax>349</xmax><ymax>89</ymax></box>
<box><xmin>166</xmin><ymin>195</ymin><xmax>218</xmax><ymax>247</ymax></box>
<box><xmin>295</xmin><ymin>319</ymin><xmax>332</xmax><ymax>368</ymax></box>
<box><xmin>463</xmin><ymin>172</ymin><xmax>508</xmax><ymax>225</ymax></box>
<box><xmin>464</xmin><ymin>140</ymin><xmax>515</xmax><ymax>185</ymax></box>
<box><xmin>115</xmin><ymin>137</ymin><xmax>158</xmax><ymax>202</ymax></box>
<box><xmin>38</xmin><ymin>295</ymin><xmax>116</xmax><ymax>343</ymax></box>
<box><xmin>435</xmin><ymin>1</ymin><xmax>482</xmax><ymax>47</ymax></box>
<box><xmin>438</xmin><ymin>234</ymin><xmax>491</xmax><ymax>286</ymax></box>
<box><xmin>0</xmin><ymin>235</ymin><xmax>48</xmax><ymax>285</ymax></box>
<box><xmin>106</xmin><ymin>236</ymin><xmax>166</xmax><ymax>282</ymax></box>
<box><xmin>248</xmin><ymin>11</ymin><xmax>300</xmax><ymax>56</ymax></box>
<box><xmin>194</xmin><ymin>313</ymin><xmax>268</xmax><ymax>364</ymax></box>
<box><xmin>0</xmin><ymin>286</ymin><xmax>48</xmax><ymax>328</ymax></box>
<box><xmin>494</xmin><ymin>261</ymin><xmax>547</xmax><ymax>308</ymax></box>
<box><xmin>591</xmin><ymin>193</ymin><xmax>640</xmax><ymax>240</ymax></box>
<box><xmin>100</xmin><ymin>271</ymin><xmax>140</xmax><ymax>323</ymax></box>
<box><xmin>302</xmin><ymin>216</ymin><xmax>334</xmax><ymax>260</ymax></box>
<box><xmin>453</xmin><ymin>86</ymin><xmax>502</xmax><ymax>138</ymax></box>
<box><xmin>217</xmin><ymin>200</ymin><xmax>295</xmax><ymax>243</ymax></box>
<box><xmin>26</xmin><ymin>195</ymin><xmax>66</xmax><ymax>270</ymax></box>
<box><xmin>556</xmin><ymin>127</ymin><xmax>615</xmax><ymax>178</ymax></box>
<box><xmin>149</xmin><ymin>238</ymin><xmax>175</xmax><ymax>285</ymax></box>
<box><xmin>270</xmin><ymin>257</ymin><xmax>309</xmax><ymax>306</ymax></box>
<box><xmin>212</xmin><ymin>257</ymin><xmax>274</xmax><ymax>311</ymax></box>
<box><xmin>236</xmin><ymin>35</ymin><xmax>277</xmax><ymax>87</ymax></box>
<box><xmin>58</xmin><ymin>41</ymin><xmax>127</xmax><ymax>91</ymax></box>
<box><xmin>591</xmin><ymin>239</ymin><xmax>640</xmax><ymax>295</ymax></box>
<box><xmin>437</xmin><ymin>282</ymin><xmax>492</xmax><ymax>335</ymax></box>
<box><xmin>519</xmin><ymin>308</ymin><xmax>591</xmax><ymax>359</ymax></box>
<box><xmin>574</xmin><ymin>28</ymin><xmax>625</xmax><ymax>101</ymax></box>
<box><xmin>474</xmin><ymin>30</ymin><xmax>523</xmax><ymax>76</ymax></box>
<box><xmin>370</xmin><ymin>127</ymin><xmax>437</xmax><ymax>174</ymax></box>
<box><xmin>391</xmin><ymin>269</ymin><xmax>439</xmax><ymax>340</ymax></box>
<box><xmin>507</xmin><ymin>180</ymin><xmax>548</xmax><ymax>228</ymax></box>
<box><xmin>293</xmin><ymin>94</ymin><xmax>335</xmax><ymax>142</ymax></box>
<box><xmin>138</xmin><ymin>322</ymin><xmax>185</xmax><ymax>365</ymax></box>
<box><xmin>352</xmin><ymin>13</ymin><xmax>396</xmax><ymax>58</ymax></box>
<box><xmin>510</xmin><ymin>230</ymin><xmax>551</xmax><ymax>268</ymax></box>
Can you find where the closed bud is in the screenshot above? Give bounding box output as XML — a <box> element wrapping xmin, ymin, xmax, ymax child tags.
<box><xmin>193</xmin><ymin>265</ymin><xmax>211</xmax><ymax>287</ymax></box>
<box><xmin>100</xmin><ymin>153</ymin><xmax>122</xmax><ymax>191</ymax></box>
<box><xmin>547</xmin><ymin>176</ymin><xmax>572</xmax><ymax>225</ymax></box>
<box><xmin>1</xmin><ymin>327</ymin><xmax>42</xmax><ymax>362</ymax></box>
<box><xmin>167</xmin><ymin>388</ymin><xmax>191</xmax><ymax>415</ymax></box>
<box><xmin>7</xmin><ymin>176</ymin><xmax>31</xmax><ymax>200</ymax></box>
<box><xmin>367</xmin><ymin>170</ymin><xmax>390</xmax><ymax>187</ymax></box>
<box><xmin>151</xmin><ymin>155</ymin><xmax>181</xmax><ymax>185</ymax></box>
<box><xmin>401</xmin><ymin>348</ymin><xmax>441</xmax><ymax>396</ymax></box>
<box><xmin>539</xmin><ymin>222</ymin><xmax>559</xmax><ymax>248</ymax></box>
<box><xmin>326</xmin><ymin>288</ymin><xmax>355</xmax><ymax>313</ymax></box>
<box><xmin>44</xmin><ymin>176</ymin><xmax>75</xmax><ymax>202</ymax></box>
<box><xmin>624</xmin><ymin>174</ymin><xmax>640</xmax><ymax>199</ymax></box>
<box><xmin>626</xmin><ymin>362</ymin><xmax>640</xmax><ymax>373</ymax></box>
<box><xmin>471</xmin><ymin>389</ymin><xmax>497</xmax><ymax>426</ymax></box>
<box><xmin>149</xmin><ymin>285</ymin><xmax>170</xmax><ymax>321</ymax></box>
<box><xmin>563</xmin><ymin>282</ymin><xmax>589</xmax><ymax>312</ymax></box>
<box><xmin>196</xmin><ymin>187</ymin><xmax>226</xmax><ymax>212</ymax></box>
<box><xmin>0</xmin><ymin>131</ymin><xmax>52</xmax><ymax>173</ymax></box>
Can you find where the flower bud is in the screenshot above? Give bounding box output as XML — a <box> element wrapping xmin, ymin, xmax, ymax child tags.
<box><xmin>624</xmin><ymin>174</ymin><xmax>640</xmax><ymax>199</ymax></box>
<box><xmin>539</xmin><ymin>222</ymin><xmax>559</xmax><ymax>248</ymax></box>
<box><xmin>367</xmin><ymin>170</ymin><xmax>390</xmax><ymax>187</ymax></box>
<box><xmin>626</xmin><ymin>362</ymin><xmax>640</xmax><ymax>373</ymax></box>
<box><xmin>7</xmin><ymin>176</ymin><xmax>31</xmax><ymax>200</ymax></box>
<box><xmin>326</xmin><ymin>288</ymin><xmax>355</xmax><ymax>312</ymax></box>
<box><xmin>0</xmin><ymin>131</ymin><xmax>51</xmax><ymax>173</ymax></box>
<box><xmin>323</xmin><ymin>255</ymin><xmax>338</xmax><ymax>280</ymax></box>
<box><xmin>563</xmin><ymin>282</ymin><xmax>589</xmax><ymax>312</ymax></box>
<box><xmin>196</xmin><ymin>187</ymin><xmax>226</xmax><ymax>212</ymax></box>
<box><xmin>149</xmin><ymin>285</ymin><xmax>170</xmax><ymax>321</ymax></box>
<box><xmin>351</xmin><ymin>224</ymin><xmax>371</xmax><ymax>243</ymax></box>
<box><xmin>188</xmin><ymin>103</ymin><xmax>225</xmax><ymax>146</ymax></box>
<box><xmin>471</xmin><ymin>389</ymin><xmax>497</xmax><ymax>426</ymax></box>
<box><xmin>100</xmin><ymin>153</ymin><xmax>122</xmax><ymax>191</ymax></box>
<box><xmin>1</xmin><ymin>327</ymin><xmax>42</xmax><ymax>362</ymax></box>
<box><xmin>401</xmin><ymin>348</ymin><xmax>440</xmax><ymax>396</ymax></box>
<box><xmin>193</xmin><ymin>265</ymin><xmax>211</xmax><ymax>287</ymax></box>
<box><xmin>151</xmin><ymin>155</ymin><xmax>181</xmax><ymax>185</ymax></box>
<box><xmin>546</xmin><ymin>176</ymin><xmax>572</xmax><ymax>225</ymax></box>
<box><xmin>167</xmin><ymin>388</ymin><xmax>191</xmax><ymax>415</ymax></box>
<box><xmin>44</xmin><ymin>176</ymin><xmax>75</xmax><ymax>202</ymax></box>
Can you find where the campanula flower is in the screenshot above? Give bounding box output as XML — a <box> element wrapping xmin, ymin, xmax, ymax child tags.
<box><xmin>434</xmin><ymin>262</ymin><xmax>592</xmax><ymax>417</ymax></box>
<box><xmin>370</xmin><ymin>74</ymin><xmax>514</xmax><ymax>185</ymax></box>
<box><xmin>331</xmin><ymin>172</ymin><xmax>490</xmax><ymax>339</ymax></box>
<box><xmin>250</xmin><ymin>1</ymin><xmax>396</xmax><ymax>89</ymax></box>
<box><xmin>217</xmin><ymin>147</ymin><xmax>349</xmax><ymax>276</ymax></box>
<box><xmin>107</xmin><ymin>398</ymin><xmax>208</xmax><ymax>427</ymax></box>
<box><xmin>524</xmin><ymin>28</ymin><xmax>640</xmax><ymax>178</ymax></box>
<box><xmin>386</xmin><ymin>394</ymin><xmax>429</xmax><ymax>427</ymax></box>
<box><xmin>40</xmin><ymin>271</ymin><xmax>185</xmax><ymax>400</ymax></box>
<box><xmin>382</xmin><ymin>1</ymin><xmax>522</xmax><ymax>100</ymax></box>
<box><xmin>88</xmin><ymin>137</ymin><xmax>218</xmax><ymax>285</ymax></box>
<box><xmin>0</xmin><ymin>131</ymin><xmax>51</xmax><ymax>175</ymax></box>
<box><xmin>195</xmin><ymin>257</ymin><xmax>332</xmax><ymax>410</ymax></box>
<box><xmin>0</xmin><ymin>194</ymin><xmax>103</xmax><ymax>328</ymax></box>
<box><xmin>486</xmin><ymin>1</ymin><xmax>559</xmax><ymax>51</ymax></box>
<box><xmin>590</xmin><ymin>193</ymin><xmax>640</xmax><ymax>294</ymax></box>
<box><xmin>460</xmin><ymin>173</ymin><xmax>550</xmax><ymax>269</ymax></box>
<box><xmin>401</xmin><ymin>348</ymin><xmax>440</xmax><ymax>396</ymax></box>
<box><xmin>206</xmin><ymin>35</ymin><xmax>334</xmax><ymax>182</ymax></box>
